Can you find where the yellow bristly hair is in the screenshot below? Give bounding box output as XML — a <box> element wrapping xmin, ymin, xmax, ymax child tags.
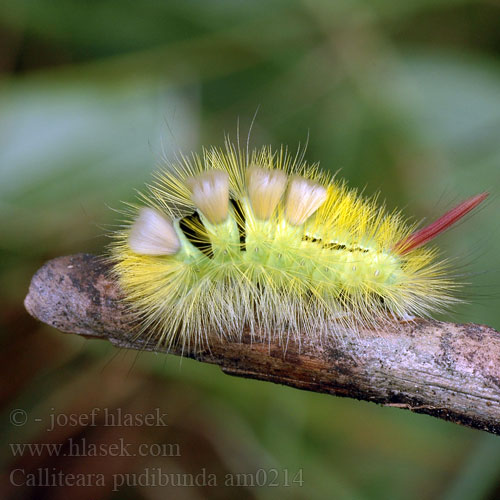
<box><xmin>111</xmin><ymin>140</ymin><xmax>460</xmax><ymax>351</ymax></box>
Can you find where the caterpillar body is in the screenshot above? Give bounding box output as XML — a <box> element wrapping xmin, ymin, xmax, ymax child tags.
<box><xmin>111</xmin><ymin>140</ymin><xmax>487</xmax><ymax>351</ymax></box>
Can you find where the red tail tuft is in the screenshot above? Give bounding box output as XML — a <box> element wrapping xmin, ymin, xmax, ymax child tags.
<box><xmin>394</xmin><ymin>192</ymin><xmax>489</xmax><ymax>255</ymax></box>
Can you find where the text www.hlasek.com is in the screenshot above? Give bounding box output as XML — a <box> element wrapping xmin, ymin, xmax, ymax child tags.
<box><xmin>9</xmin><ymin>438</ymin><xmax>180</xmax><ymax>458</ymax></box>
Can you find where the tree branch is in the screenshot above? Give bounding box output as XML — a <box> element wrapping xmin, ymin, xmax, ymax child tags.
<box><xmin>24</xmin><ymin>253</ymin><xmax>500</xmax><ymax>435</ymax></box>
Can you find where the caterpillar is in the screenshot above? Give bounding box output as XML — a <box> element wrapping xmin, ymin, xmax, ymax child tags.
<box><xmin>111</xmin><ymin>139</ymin><xmax>487</xmax><ymax>351</ymax></box>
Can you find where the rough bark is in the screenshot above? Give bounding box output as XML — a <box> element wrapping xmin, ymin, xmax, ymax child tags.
<box><xmin>24</xmin><ymin>253</ymin><xmax>500</xmax><ymax>435</ymax></box>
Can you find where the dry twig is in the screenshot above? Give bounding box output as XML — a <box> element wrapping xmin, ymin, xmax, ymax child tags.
<box><xmin>24</xmin><ymin>254</ymin><xmax>500</xmax><ymax>435</ymax></box>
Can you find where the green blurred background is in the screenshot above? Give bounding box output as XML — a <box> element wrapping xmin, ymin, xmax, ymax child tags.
<box><xmin>1</xmin><ymin>0</ymin><xmax>500</xmax><ymax>498</ymax></box>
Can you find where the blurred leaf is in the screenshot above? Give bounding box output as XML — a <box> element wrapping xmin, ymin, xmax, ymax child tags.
<box><xmin>0</xmin><ymin>76</ymin><xmax>198</xmax><ymax>254</ymax></box>
<box><xmin>441</xmin><ymin>433</ymin><xmax>500</xmax><ymax>500</ymax></box>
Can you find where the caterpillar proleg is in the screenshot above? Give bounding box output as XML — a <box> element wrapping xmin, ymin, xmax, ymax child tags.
<box><xmin>111</xmin><ymin>140</ymin><xmax>488</xmax><ymax>351</ymax></box>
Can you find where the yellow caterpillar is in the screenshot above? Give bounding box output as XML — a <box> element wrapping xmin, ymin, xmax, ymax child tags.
<box><xmin>111</xmin><ymin>139</ymin><xmax>487</xmax><ymax>351</ymax></box>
